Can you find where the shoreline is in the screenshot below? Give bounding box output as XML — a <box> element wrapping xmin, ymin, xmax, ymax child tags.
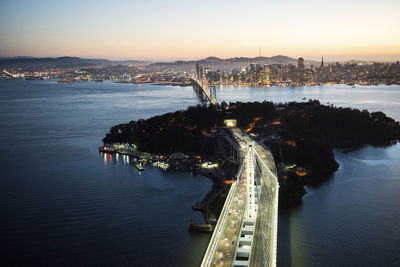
<box><xmin>99</xmin><ymin>144</ymin><xmax>237</xmax><ymax>224</ymax></box>
<box><xmin>101</xmin><ymin>100</ymin><xmax>400</xmax><ymax>216</ymax></box>
<box><xmin>3</xmin><ymin>77</ymin><xmax>400</xmax><ymax>88</ymax></box>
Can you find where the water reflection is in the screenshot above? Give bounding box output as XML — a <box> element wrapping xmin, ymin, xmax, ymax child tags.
<box><xmin>101</xmin><ymin>152</ymin><xmax>136</xmax><ymax>168</ymax></box>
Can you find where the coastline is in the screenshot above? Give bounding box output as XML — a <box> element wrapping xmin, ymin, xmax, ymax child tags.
<box><xmin>99</xmin><ymin>143</ymin><xmax>238</xmax><ymax>224</ymax></box>
<box><xmin>3</xmin><ymin>77</ymin><xmax>400</xmax><ymax>88</ymax></box>
<box><xmin>101</xmin><ymin>100</ymin><xmax>400</xmax><ymax>216</ymax></box>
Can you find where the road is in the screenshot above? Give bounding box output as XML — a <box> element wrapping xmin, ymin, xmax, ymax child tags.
<box><xmin>201</xmin><ymin>128</ymin><xmax>279</xmax><ymax>267</ymax></box>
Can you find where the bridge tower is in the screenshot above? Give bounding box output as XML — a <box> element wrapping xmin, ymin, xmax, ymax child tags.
<box><xmin>192</xmin><ymin>63</ymin><xmax>217</xmax><ymax>105</ymax></box>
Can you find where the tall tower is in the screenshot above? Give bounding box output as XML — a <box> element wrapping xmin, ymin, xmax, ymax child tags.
<box><xmin>321</xmin><ymin>56</ymin><xmax>324</xmax><ymax>68</ymax></box>
<box><xmin>297</xmin><ymin>57</ymin><xmax>305</xmax><ymax>70</ymax></box>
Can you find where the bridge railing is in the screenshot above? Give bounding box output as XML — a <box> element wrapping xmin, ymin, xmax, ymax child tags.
<box><xmin>251</xmin><ymin>142</ymin><xmax>279</xmax><ymax>267</ymax></box>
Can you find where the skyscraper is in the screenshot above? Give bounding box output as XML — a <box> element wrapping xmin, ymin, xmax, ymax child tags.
<box><xmin>297</xmin><ymin>57</ymin><xmax>305</xmax><ymax>69</ymax></box>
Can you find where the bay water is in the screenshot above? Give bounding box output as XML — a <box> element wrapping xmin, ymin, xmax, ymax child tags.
<box><xmin>1</xmin><ymin>79</ymin><xmax>399</xmax><ymax>266</ymax></box>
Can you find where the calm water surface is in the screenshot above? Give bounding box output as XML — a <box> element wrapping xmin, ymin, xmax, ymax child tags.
<box><xmin>0</xmin><ymin>80</ymin><xmax>211</xmax><ymax>266</ymax></box>
<box><xmin>1</xmin><ymin>80</ymin><xmax>399</xmax><ymax>266</ymax></box>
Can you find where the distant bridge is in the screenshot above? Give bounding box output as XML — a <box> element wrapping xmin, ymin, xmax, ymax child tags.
<box><xmin>191</xmin><ymin>63</ymin><xmax>217</xmax><ymax>105</ymax></box>
<box><xmin>201</xmin><ymin>128</ymin><xmax>279</xmax><ymax>267</ymax></box>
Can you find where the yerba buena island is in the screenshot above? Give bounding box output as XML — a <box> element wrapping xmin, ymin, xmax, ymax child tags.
<box><xmin>2</xmin><ymin>0</ymin><xmax>400</xmax><ymax>266</ymax></box>
<box><xmin>101</xmin><ymin>99</ymin><xmax>400</xmax><ymax>214</ymax></box>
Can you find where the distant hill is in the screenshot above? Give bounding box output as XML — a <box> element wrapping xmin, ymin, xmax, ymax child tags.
<box><xmin>0</xmin><ymin>55</ymin><xmax>317</xmax><ymax>71</ymax></box>
<box><xmin>149</xmin><ymin>55</ymin><xmax>317</xmax><ymax>72</ymax></box>
<box><xmin>0</xmin><ymin>56</ymin><xmax>110</xmax><ymax>68</ymax></box>
<box><xmin>0</xmin><ymin>56</ymin><xmax>37</xmax><ymax>60</ymax></box>
<box><xmin>0</xmin><ymin>56</ymin><xmax>149</xmax><ymax>69</ymax></box>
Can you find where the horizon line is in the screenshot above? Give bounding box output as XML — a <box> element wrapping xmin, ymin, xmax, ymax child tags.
<box><xmin>1</xmin><ymin>54</ymin><xmax>400</xmax><ymax>63</ymax></box>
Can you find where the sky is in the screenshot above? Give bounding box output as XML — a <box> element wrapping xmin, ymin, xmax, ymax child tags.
<box><xmin>1</xmin><ymin>0</ymin><xmax>400</xmax><ymax>61</ymax></box>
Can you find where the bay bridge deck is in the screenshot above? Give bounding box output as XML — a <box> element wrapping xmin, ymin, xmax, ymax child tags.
<box><xmin>201</xmin><ymin>129</ymin><xmax>279</xmax><ymax>267</ymax></box>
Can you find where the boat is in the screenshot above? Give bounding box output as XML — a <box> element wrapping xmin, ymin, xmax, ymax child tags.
<box><xmin>135</xmin><ymin>163</ymin><xmax>144</xmax><ymax>171</ymax></box>
<box><xmin>152</xmin><ymin>161</ymin><xmax>169</xmax><ymax>170</ymax></box>
<box><xmin>189</xmin><ymin>222</ymin><xmax>213</xmax><ymax>233</ymax></box>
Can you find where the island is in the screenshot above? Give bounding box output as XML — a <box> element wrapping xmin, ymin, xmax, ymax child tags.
<box><xmin>100</xmin><ymin>100</ymin><xmax>400</xmax><ymax>221</ymax></box>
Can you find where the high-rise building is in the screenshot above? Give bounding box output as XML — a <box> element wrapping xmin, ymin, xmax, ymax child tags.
<box><xmin>306</xmin><ymin>69</ymin><xmax>314</xmax><ymax>83</ymax></box>
<box><xmin>297</xmin><ymin>57</ymin><xmax>305</xmax><ymax>69</ymax></box>
<box><xmin>321</xmin><ymin>56</ymin><xmax>324</xmax><ymax>68</ymax></box>
<box><xmin>261</xmin><ymin>65</ymin><xmax>270</xmax><ymax>84</ymax></box>
<box><xmin>296</xmin><ymin>58</ymin><xmax>305</xmax><ymax>83</ymax></box>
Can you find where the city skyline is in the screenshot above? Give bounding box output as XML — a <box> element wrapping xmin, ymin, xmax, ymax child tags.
<box><xmin>1</xmin><ymin>0</ymin><xmax>400</xmax><ymax>61</ymax></box>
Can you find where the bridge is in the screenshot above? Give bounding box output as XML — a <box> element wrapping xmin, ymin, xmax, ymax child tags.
<box><xmin>191</xmin><ymin>63</ymin><xmax>217</xmax><ymax>105</ymax></box>
<box><xmin>201</xmin><ymin>128</ymin><xmax>279</xmax><ymax>267</ymax></box>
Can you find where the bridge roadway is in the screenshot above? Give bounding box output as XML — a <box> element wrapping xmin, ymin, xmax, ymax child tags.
<box><xmin>201</xmin><ymin>128</ymin><xmax>279</xmax><ymax>267</ymax></box>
